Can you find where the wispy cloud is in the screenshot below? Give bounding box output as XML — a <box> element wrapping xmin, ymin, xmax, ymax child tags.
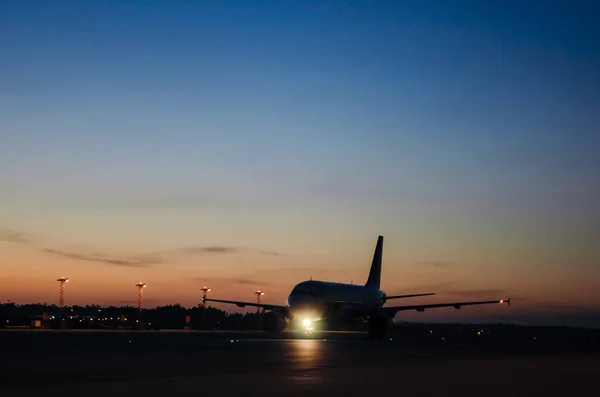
<box><xmin>40</xmin><ymin>248</ymin><xmax>160</xmax><ymax>268</ymax></box>
<box><xmin>0</xmin><ymin>228</ymin><xmax>31</xmax><ymax>245</ymax></box>
<box><xmin>181</xmin><ymin>246</ymin><xmax>241</xmax><ymax>254</ymax></box>
<box><xmin>1</xmin><ymin>227</ymin><xmax>278</xmax><ymax>268</ymax></box>
<box><xmin>180</xmin><ymin>246</ymin><xmax>279</xmax><ymax>256</ymax></box>
<box><xmin>423</xmin><ymin>261</ymin><xmax>453</xmax><ymax>268</ymax></box>
<box><xmin>193</xmin><ymin>277</ymin><xmax>269</xmax><ymax>287</ymax></box>
<box><xmin>235</xmin><ymin>278</ymin><xmax>268</xmax><ymax>286</ymax></box>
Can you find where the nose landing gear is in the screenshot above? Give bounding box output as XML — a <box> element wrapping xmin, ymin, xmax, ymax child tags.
<box><xmin>301</xmin><ymin>318</ymin><xmax>315</xmax><ymax>338</ymax></box>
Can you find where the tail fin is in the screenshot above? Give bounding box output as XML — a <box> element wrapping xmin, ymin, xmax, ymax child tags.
<box><xmin>365</xmin><ymin>235</ymin><xmax>383</xmax><ymax>289</ymax></box>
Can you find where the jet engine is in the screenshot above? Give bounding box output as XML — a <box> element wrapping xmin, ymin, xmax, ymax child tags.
<box><xmin>261</xmin><ymin>311</ymin><xmax>287</xmax><ymax>334</ymax></box>
<box><xmin>367</xmin><ymin>313</ymin><xmax>393</xmax><ymax>340</ymax></box>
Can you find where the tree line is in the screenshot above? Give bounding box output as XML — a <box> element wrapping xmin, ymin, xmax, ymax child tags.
<box><xmin>0</xmin><ymin>302</ymin><xmax>265</xmax><ymax>330</ymax></box>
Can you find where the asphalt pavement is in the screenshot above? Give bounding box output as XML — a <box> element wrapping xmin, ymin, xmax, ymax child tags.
<box><xmin>1</xmin><ymin>329</ymin><xmax>598</xmax><ymax>396</ymax></box>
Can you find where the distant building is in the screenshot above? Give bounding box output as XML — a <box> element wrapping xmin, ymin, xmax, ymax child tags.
<box><xmin>30</xmin><ymin>314</ymin><xmax>52</xmax><ymax>328</ymax></box>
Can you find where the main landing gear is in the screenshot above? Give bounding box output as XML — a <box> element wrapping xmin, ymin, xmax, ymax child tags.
<box><xmin>367</xmin><ymin>314</ymin><xmax>390</xmax><ymax>340</ymax></box>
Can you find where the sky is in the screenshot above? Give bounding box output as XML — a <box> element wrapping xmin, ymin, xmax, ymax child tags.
<box><xmin>1</xmin><ymin>0</ymin><xmax>599</xmax><ymax>327</ymax></box>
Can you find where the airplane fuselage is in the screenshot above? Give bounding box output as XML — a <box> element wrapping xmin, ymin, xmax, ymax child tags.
<box><xmin>285</xmin><ymin>280</ymin><xmax>386</xmax><ymax>323</ymax></box>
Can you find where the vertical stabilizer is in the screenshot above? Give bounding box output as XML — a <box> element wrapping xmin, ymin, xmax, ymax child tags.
<box><xmin>365</xmin><ymin>235</ymin><xmax>383</xmax><ymax>289</ymax></box>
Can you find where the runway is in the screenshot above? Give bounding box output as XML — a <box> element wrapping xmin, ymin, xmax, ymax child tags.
<box><xmin>2</xmin><ymin>329</ymin><xmax>599</xmax><ymax>396</ymax></box>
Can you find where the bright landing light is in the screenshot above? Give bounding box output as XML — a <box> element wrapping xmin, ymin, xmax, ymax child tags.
<box><xmin>302</xmin><ymin>318</ymin><xmax>312</xmax><ymax>328</ymax></box>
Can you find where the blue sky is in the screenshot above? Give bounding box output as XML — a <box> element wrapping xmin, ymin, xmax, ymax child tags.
<box><xmin>0</xmin><ymin>0</ymin><xmax>599</xmax><ymax>325</ymax></box>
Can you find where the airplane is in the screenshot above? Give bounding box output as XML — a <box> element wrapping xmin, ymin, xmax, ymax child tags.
<box><xmin>203</xmin><ymin>235</ymin><xmax>511</xmax><ymax>339</ymax></box>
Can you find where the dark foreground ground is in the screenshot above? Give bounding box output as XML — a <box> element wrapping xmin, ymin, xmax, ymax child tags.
<box><xmin>1</xmin><ymin>329</ymin><xmax>599</xmax><ymax>396</ymax></box>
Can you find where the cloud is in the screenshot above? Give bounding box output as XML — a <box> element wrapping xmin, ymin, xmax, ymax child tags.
<box><xmin>1</xmin><ymin>227</ymin><xmax>161</xmax><ymax>267</ymax></box>
<box><xmin>182</xmin><ymin>246</ymin><xmax>241</xmax><ymax>254</ymax></box>
<box><xmin>192</xmin><ymin>277</ymin><xmax>269</xmax><ymax>287</ymax></box>
<box><xmin>180</xmin><ymin>246</ymin><xmax>279</xmax><ymax>256</ymax></box>
<box><xmin>0</xmin><ymin>228</ymin><xmax>31</xmax><ymax>245</ymax></box>
<box><xmin>1</xmin><ymin>227</ymin><xmax>278</xmax><ymax>269</ymax></box>
<box><xmin>40</xmin><ymin>248</ymin><xmax>160</xmax><ymax>268</ymax></box>
<box><xmin>235</xmin><ymin>279</ymin><xmax>268</xmax><ymax>286</ymax></box>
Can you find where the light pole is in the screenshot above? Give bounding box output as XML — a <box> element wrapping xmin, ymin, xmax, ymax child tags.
<box><xmin>135</xmin><ymin>282</ymin><xmax>146</xmax><ymax>312</ymax></box>
<box><xmin>201</xmin><ymin>286</ymin><xmax>211</xmax><ymax>306</ymax></box>
<box><xmin>200</xmin><ymin>286</ymin><xmax>210</xmax><ymax>329</ymax></box>
<box><xmin>57</xmin><ymin>277</ymin><xmax>69</xmax><ymax>308</ymax></box>
<box><xmin>57</xmin><ymin>277</ymin><xmax>69</xmax><ymax>328</ymax></box>
<box><xmin>254</xmin><ymin>290</ymin><xmax>264</xmax><ymax>313</ymax></box>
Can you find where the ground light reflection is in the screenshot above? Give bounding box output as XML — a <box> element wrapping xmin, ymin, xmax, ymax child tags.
<box><xmin>291</xmin><ymin>338</ymin><xmax>325</xmax><ymax>385</ymax></box>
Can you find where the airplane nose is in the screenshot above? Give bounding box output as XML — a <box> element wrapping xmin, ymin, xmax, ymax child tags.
<box><xmin>286</xmin><ymin>294</ymin><xmax>325</xmax><ymax>320</ymax></box>
<box><xmin>286</xmin><ymin>294</ymin><xmax>306</xmax><ymax>308</ymax></box>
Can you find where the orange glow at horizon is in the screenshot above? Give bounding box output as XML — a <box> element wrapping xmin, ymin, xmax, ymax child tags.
<box><xmin>1</xmin><ymin>233</ymin><xmax>598</xmax><ymax>323</ymax></box>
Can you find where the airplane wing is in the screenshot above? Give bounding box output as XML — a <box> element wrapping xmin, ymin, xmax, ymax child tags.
<box><xmin>381</xmin><ymin>297</ymin><xmax>511</xmax><ymax>317</ymax></box>
<box><xmin>326</xmin><ymin>293</ymin><xmax>436</xmax><ymax>305</ymax></box>
<box><xmin>386</xmin><ymin>293</ymin><xmax>435</xmax><ymax>300</ymax></box>
<box><xmin>202</xmin><ymin>297</ymin><xmax>286</xmax><ymax>312</ymax></box>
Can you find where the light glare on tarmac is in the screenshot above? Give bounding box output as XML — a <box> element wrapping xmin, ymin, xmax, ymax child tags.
<box><xmin>1</xmin><ymin>330</ymin><xmax>598</xmax><ymax>396</ymax></box>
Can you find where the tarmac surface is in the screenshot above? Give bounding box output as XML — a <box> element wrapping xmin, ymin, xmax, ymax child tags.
<box><xmin>1</xmin><ymin>329</ymin><xmax>599</xmax><ymax>396</ymax></box>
